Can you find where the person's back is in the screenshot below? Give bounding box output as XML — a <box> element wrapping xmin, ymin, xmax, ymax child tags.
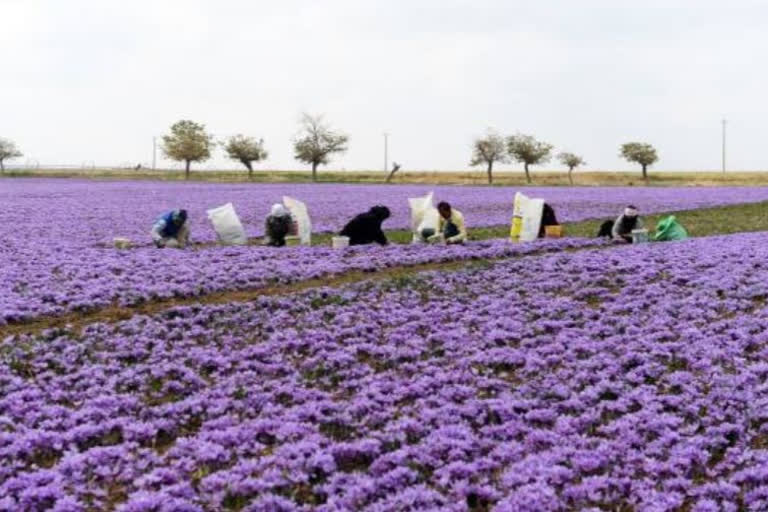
<box><xmin>340</xmin><ymin>206</ymin><xmax>390</xmax><ymax>245</ymax></box>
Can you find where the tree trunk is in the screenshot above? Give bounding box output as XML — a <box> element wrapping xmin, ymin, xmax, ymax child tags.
<box><xmin>312</xmin><ymin>161</ymin><xmax>318</xmax><ymax>182</ymax></box>
<box><xmin>568</xmin><ymin>167</ymin><xmax>574</xmax><ymax>185</ymax></box>
<box><xmin>185</xmin><ymin>160</ymin><xmax>191</xmax><ymax>180</ymax></box>
<box><xmin>486</xmin><ymin>160</ymin><xmax>494</xmax><ymax>184</ymax></box>
<box><xmin>642</xmin><ymin>164</ymin><xmax>648</xmax><ymax>183</ymax></box>
<box><xmin>0</xmin><ymin>159</ymin><xmax>4</xmax><ymax>173</ymax></box>
<box><xmin>524</xmin><ymin>162</ymin><xmax>531</xmax><ymax>184</ymax></box>
<box><xmin>243</xmin><ymin>159</ymin><xmax>253</xmax><ymax>179</ymax></box>
<box><xmin>385</xmin><ymin>167</ymin><xmax>399</xmax><ymax>183</ymax></box>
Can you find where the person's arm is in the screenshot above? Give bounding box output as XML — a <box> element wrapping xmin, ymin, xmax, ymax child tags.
<box><xmin>264</xmin><ymin>217</ymin><xmax>273</xmax><ymax>245</ymax></box>
<box><xmin>427</xmin><ymin>216</ymin><xmax>444</xmax><ymax>242</ymax></box>
<box><xmin>374</xmin><ymin>224</ymin><xmax>388</xmax><ymax>245</ymax></box>
<box><xmin>447</xmin><ymin>212</ymin><xmax>467</xmax><ymax>243</ymax></box>
<box><xmin>151</xmin><ymin>219</ymin><xmax>166</xmax><ymax>245</ymax></box>
<box><xmin>611</xmin><ymin>215</ymin><xmax>623</xmax><ymax>240</ymax></box>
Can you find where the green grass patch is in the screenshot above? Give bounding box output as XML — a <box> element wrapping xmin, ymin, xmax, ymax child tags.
<box><xmin>310</xmin><ymin>200</ymin><xmax>768</xmax><ymax>246</ymax></box>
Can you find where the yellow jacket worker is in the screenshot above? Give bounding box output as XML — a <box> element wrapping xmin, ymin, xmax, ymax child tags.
<box><xmin>427</xmin><ymin>201</ymin><xmax>467</xmax><ymax>244</ymax></box>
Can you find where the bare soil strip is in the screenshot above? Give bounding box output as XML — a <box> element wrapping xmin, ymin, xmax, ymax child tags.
<box><xmin>0</xmin><ymin>257</ymin><xmax>510</xmax><ymax>340</ymax></box>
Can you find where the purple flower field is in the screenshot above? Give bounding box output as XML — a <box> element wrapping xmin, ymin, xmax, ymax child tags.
<box><xmin>3</xmin><ymin>179</ymin><xmax>768</xmax><ymax>245</ymax></box>
<box><xmin>4</xmin><ymin>232</ymin><xmax>768</xmax><ymax>510</ymax></box>
<box><xmin>3</xmin><ymin>178</ymin><xmax>768</xmax><ymax>323</ymax></box>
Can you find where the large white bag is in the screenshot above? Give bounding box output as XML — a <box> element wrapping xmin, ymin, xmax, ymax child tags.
<box><xmin>408</xmin><ymin>192</ymin><xmax>439</xmax><ymax>243</ymax></box>
<box><xmin>283</xmin><ymin>196</ymin><xmax>311</xmax><ymax>245</ymax></box>
<box><xmin>207</xmin><ymin>203</ymin><xmax>248</xmax><ymax>245</ymax></box>
<box><xmin>510</xmin><ymin>192</ymin><xmax>544</xmax><ymax>242</ymax></box>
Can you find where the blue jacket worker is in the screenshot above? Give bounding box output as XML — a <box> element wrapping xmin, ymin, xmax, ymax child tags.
<box><xmin>151</xmin><ymin>209</ymin><xmax>190</xmax><ymax>248</ymax></box>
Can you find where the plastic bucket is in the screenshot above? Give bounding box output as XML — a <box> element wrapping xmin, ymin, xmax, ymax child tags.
<box><xmin>332</xmin><ymin>236</ymin><xmax>350</xmax><ymax>249</ymax></box>
<box><xmin>631</xmin><ymin>228</ymin><xmax>649</xmax><ymax>244</ymax></box>
<box><xmin>544</xmin><ymin>225</ymin><xmax>563</xmax><ymax>238</ymax></box>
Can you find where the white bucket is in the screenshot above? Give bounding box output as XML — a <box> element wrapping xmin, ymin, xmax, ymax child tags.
<box><xmin>631</xmin><ymin>228</ymin><xmax>649</xmax><ymax>244</ymax></box>
<box><xmin>113</xmin><ymin>237</ymin><xmax>132</xmax><ymax>249</ymax></box>
<box><xmin>332</xmin><ymin>236</ymin><xmax>350</xmax><ymax>249</ymax></box>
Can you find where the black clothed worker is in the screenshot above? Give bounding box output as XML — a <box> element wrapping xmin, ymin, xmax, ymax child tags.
<box><xmin>538</xmin><ymin>203</ymin><xmax>560</xmax><ymax>238</ymax></box>
<box><xmin>339</xmin><ymin>205</ymin><xmax>391</xmax><ymax>246</ymax></box>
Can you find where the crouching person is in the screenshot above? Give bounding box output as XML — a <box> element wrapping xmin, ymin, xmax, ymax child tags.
<box><xmin>340</xmin><ymin>205</ymin><xmax>391</xmax><ymax>245</ymax></box>
<box><xmin>265</xmin><ymin>204</ymin><xmax>294</xmax><ymax>247</ymax></box>
<box><xmin>538</xmin><ymin>203</ymin><xmax>560</xmax><ymax>238</ymax></box>
<box><xmin>427</xmin><ymin>202</ymin><xmax>467</xmax><ymax>244</ymax></box>
<box><xmin>597</xmin><ymin>205</ymin><xmax>643</xmax><ymax>243</ymax></box>
<box><xmin>151</xmin><ymin>209</ymin><xmax>189</xmax><ymax>248</ymax></box>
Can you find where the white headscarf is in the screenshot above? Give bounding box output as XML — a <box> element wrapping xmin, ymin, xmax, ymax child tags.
<box><xmin>271</xmin><ymin>203</ymin><xmax>289</xmax><ymax>217</ymax></box>
<box><xmin>624</xmin><ymin>206</ymin><xmax>639</xmax><ymax>217</ymax></box>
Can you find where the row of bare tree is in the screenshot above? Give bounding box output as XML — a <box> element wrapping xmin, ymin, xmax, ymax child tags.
<box><xmin>1</xmin><ymin>116</ymin><xmax>658</xmax><ymax>183</ymax></box>
<box><xmin>470</xmin><ymin>129</ymin><xmax>658</xmax><ymax>184</ymax></box>
<box><xmin>162</xmin><ymin>114</ymin><xmax>346</xmax><ymax>181</ymax></box>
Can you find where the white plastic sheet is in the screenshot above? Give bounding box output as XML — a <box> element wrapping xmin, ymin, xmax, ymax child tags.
<box><xmin>283</xmin><ymin>196</ymin><xmax>311</xmax><ymax>245</ymax></box>
<box><xmin>206</xmin><ymin>203</ymin><xmax>248</xmax><ymax>245</ymax></box>
<box><xmin>408</xmin><ymin>192</ymin><xmax>439</xmax><ymax>243</ymax></box>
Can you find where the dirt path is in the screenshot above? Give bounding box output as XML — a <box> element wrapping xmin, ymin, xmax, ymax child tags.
<box><xmin>0</xmin><ymin>258</ymin><xmax>504</xmax><ymax>340</ymax></box>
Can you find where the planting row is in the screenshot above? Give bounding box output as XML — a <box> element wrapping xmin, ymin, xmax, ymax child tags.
<box><xmin>3</xmin><ymin>233</ymin><xmax>768</xmax><ymax>510</ymax></box>
<box><xmin>3</xmin><ymin>179</ymin><xmax>768</xmax><ymax>246</ymax></box>
<box><xmin>0</xmin><ymin>238</ymin><xmax>603</xmax><ymax>325</ymax></box>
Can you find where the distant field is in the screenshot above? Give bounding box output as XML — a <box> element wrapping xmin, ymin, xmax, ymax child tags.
<box><xmin>5</xmin><ymin>168</ymin><xmax>768</xmax><ymax>186</ymax></box>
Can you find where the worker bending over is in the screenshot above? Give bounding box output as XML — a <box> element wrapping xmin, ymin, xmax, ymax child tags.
<box><xmin>151</xmin><ymin>209</ymin><xmax>189</xmax><ymax>248</ymax></box>
<box><xmin>340</xmin><ymin>205</ymin><xmax>391</xmax><ymax>245</ymax></box>
<box><xmin>264</xmin><ymin>204</ymin><xmax>294</xmax><ymax>247</ymax></box>
<box><xmin>427</xmin><ymin>201</ymin><xmax>466</xmax><ymax>244</ymax></box>
<box><xmin>538</xmin><ymin>203</ymin><xmax>560</xmax><ymax>237</ymax></box>
<box><xmin>598</xmin><ymin>205</ymin><xmax>643</xmax><ymax>243</ymax></box>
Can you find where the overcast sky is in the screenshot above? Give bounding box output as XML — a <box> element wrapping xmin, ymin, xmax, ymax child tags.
<box><xmin>3</xmin><ymin>0</ymin><xmax>767</xmax><ymax>172</ymax></box>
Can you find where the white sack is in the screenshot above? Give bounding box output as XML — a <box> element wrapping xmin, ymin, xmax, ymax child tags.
<box><xmin>408</xmin><ymin>192</ymin><xmax>439</xmax><ymax>243</ymax></box>
<box><xmin>283</xmin><ymin>196</ymin><xmax>312</xmax><ymax>245</ymax></box>
<box><xmin>511</xmin><ymin>192</ymin><xmax>545</xmax><ymax>242</ymax></box>
<box><xmin>207</xmin><ymin>203</ymin><xmax>248</xmax><ymax>245</ymax></box>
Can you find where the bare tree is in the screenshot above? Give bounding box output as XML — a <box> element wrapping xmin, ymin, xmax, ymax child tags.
<box><xmin>162</xmin><ymin>120</ymin><xmax>214</xmax><ymax>179</ymax></box>
<box><xmin>293</xmin><ymin>113</ymin><xmax>348</xmax><ymax>182</ymax></box>
<box><xmin>507</xmin><ymin>134</ymin><xmax>553</xmax><ymax>184</ymax></box>
<box><xmin>557</xmin><ymin>152</ymin><xmax>586</xmax><ymax>185</ymax></box>
<box><xmin>223</xmin><ymin>135</ymin><xmax>268</xmax><ymax>178</ymax></box>
<box><xmin>470</xmin><ymin>129</ymin><xmax>509</xmax><ymax>184</ymax></box>
<box><xmin>0</xmin><ymin>138</ymin><xmax>23</xmax><ymax>173</ymax></box>
<box><xmin>386</xmin><ymin>162</ymin><xmax>402</xmax><ymax>183</ymax></box>
<box><xmin>620</xmin><ymin>142</ymin><xmax>658</xmax><ymax>183</ymax></box>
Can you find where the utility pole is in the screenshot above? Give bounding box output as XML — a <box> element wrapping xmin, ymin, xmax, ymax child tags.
<box><xmin>721</xmin><ymin>119</ymin><xmax>727</xmax><ymax>174</ymax></box>
<box><xmin>152</xmin><ymin>136</ymin><xmax>157</xmax><ymax>170</ymax></box>
<box><xmin>383</xmin><ymin>132</ymin><xmax>389</xmax><ymax>173</ymax></box>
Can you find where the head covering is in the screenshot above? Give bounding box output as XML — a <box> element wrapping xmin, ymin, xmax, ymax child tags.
<box><xmin>624</xmin><ymin>206</ymin><xmax>638</xmax><ymax>218</ymax></box>
<box><xmin>173</xmin><ymin>209</ymin><xmax>187</xmax><ymax>225</ymax></box>
<box><xmin>271</xmin><ymin>203</ymin><xmax>289</xmax><ymax>217</ymax></box>
<box><xmin>369</xmin><ymin>205</ymin><xmax>391</xmax><ymax>220</ymax></box>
